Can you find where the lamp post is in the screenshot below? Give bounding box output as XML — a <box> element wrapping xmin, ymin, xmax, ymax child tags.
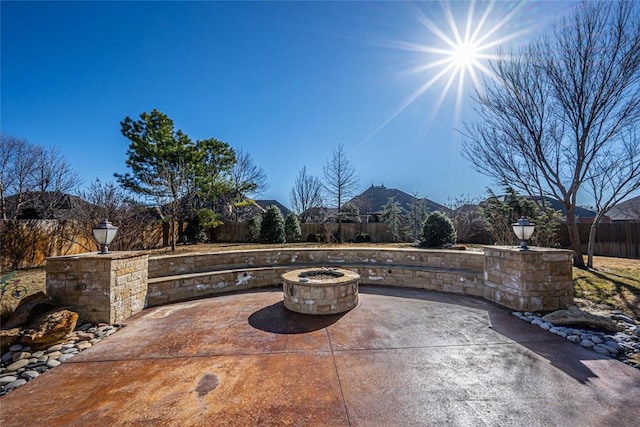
<box><xmin>512</xmin><ymin>216</ymin><xmax>535</xmax><ymax>250</ymax></box>
<box><xmin>92</xmin><ymin>219</ymin><xmax>118</xmax><ymax>254</ymax></box>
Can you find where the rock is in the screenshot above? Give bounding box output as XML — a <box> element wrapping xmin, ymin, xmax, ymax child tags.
<box><xmin>592</xmin><ymin>344</ymin><xmax>611</xmax><ymax>356</ymax></box>
<box><xmin>0</xmin><ymin>375</ymin><xmax>18</xmax><ymax>385</ymax></box>
<box><xmin>46</xmin><ymin>351</ymin><xmax>62</xmax><ymax>359</ymax></box>
<box><xmin>20</xmin><ymin>310</ymin><xmax>79</xmax><ymax>351</ymax></box>
<box><xmin>57</xmin><ymin>353</ymin><xmax>75</xmax><ymax>362</ymax></box>
<box><xmin>567</xmin><ymin>335</ymin><xmax>581</xmax><ymax>343</ymax></box>
<box><xmin>542</xmin><ymin>306</ymin><xmax>620</xmax><ymax>331</ymax></box>
<box><xmin>47</xmin><ymin>344</ymin><xmax>63</xmax><ymax>352</ymax></box>
<box><xmin>1</xmin><ymin>352</ymin><xmax>14</xmax><ymax>364</ymax></box>
<box><xmin>8</xmin><ymin>344</ymin><xmax>23</xmax><ymax>352</ymax></box>
<box><xmin>2</xmin><ymin>292</ymin><xmax>56</xmax><ymax>329</ymax></box>
<box><xmin>580</xmin><ymin>339</ymin><xmax>595</xmax><ymax>348</ymax></box>
<box><xmin>611</xmin><ymin>313</ymin><xmax>635</xmax><ymax>324</ymax></box>
<box><xmin>20</xmin><ymin>370</ymin><xmax>39</xmax><ymax>380</ymax></box>
<box><xmin>46</xmin><ymin>359</ymin><xmax>61</xmax><ymax>368</ymax></box>
<box><xmin>591</xmin><ymin>335</ymin><xmax>603</xmax><ymax>344</ymax></box>
<box><xmin>5</xmin><ymin>358</ymin><xmax>30</xmax><ymax>372</ymax></box>
<box><xmin>12</xmin><ymin>351</ymin><xmax>31</xmax><ymax>362</ymax></box>
<box><xmin>76</xmin><ymin>341</ymin><xmax>92</xmax><ymax>350</ymax></box>
<box><xmin>0</xmin><ymin>328</ymin><xmax>23</xmax><ymax>354</ymax></box>
<box><xmin>75</xmin><ymin>331</ymin><xmax>95</xmax><ymax>341</ymax></box>
<box><xmin>4</xmin><ymin>378</ymin><xmax>27</xmax><ymax>390</ymax></box>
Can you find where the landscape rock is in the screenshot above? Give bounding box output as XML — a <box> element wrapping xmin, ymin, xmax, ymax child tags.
<box><xmin>1</xmin><ymin>321</ymin><xmax>124</xmax><ymax>396</ymax></box>
<box><xmin>2</xmin><ymin>292</ymin><xmax>55</xmax><ymax>329</ymax></box>
<box><xmin>541</xmin><ymin>306</ymin><xmax>620</xmax><ymax>331</ymax></box>
<box><xmin>20</xmin><ymin>310</ymin><xmax>79</xmax><ymax>351</ymax></box>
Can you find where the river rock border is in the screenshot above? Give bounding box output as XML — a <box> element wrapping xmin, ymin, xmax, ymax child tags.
<box><xmin>0</xmin><ymin>323</ymin><xmax>123</xmax><ymax>397</ymax></box>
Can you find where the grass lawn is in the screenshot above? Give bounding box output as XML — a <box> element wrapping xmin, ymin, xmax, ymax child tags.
<box><xmin>2</xmin><ymin>245</ymin><xmax>639</xmax><ymax>322</ymax></box>
<box><xmin>572</xmin><ymin>256</ymin><xmax>640</xmax><ymax>321</ymax></box>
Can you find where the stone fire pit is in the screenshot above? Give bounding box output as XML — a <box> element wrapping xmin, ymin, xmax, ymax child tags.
<box><xmin>281</xmin><ymin>267</ymin><xmax>359</xmax><ymax>315</ymax></box>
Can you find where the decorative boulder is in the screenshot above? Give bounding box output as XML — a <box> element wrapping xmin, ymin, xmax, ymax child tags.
<box><xmin>542</xmin><ymin>305</ymin><xmax>620</xmax><ymax>332</ymax></box>
<box><xmin>3</xmin><ymin>291</ymin><xmax>56</xmax><ymax>329</ymax></box>
<box><xmin>21</xmin><ymin>309</ymin><xmax>79</xmax><ymax>351</ymax></box>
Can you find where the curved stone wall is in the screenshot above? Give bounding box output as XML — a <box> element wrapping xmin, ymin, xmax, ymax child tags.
<box><xmin>146</xmin><ymin>248</ymin><xmax>485</xmax><ymax>307</ymax></box>
<box><xmin>47</xmin><ymin>246</ymin><xmax>573</xmax><ymax>324</ymax></box>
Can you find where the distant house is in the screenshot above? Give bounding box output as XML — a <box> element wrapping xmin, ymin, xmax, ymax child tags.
<box><xmin>348</xmin><ymin>184</ymin><xmax>447</xmax><ymax>222</ymax></box>
<box><xmin>607</xmin><ymin>195</ymin><xmax>640</xmax><ymax>222</ymax></box>
<box><xmin>3</xmin><ymin>191</ymin><xmax>90</xmax><ymax>220</ymax></box>
<box><xmin>254</xmin><ymin>200</ymin><xmax>293</xmax><ymax>218</ymax></box>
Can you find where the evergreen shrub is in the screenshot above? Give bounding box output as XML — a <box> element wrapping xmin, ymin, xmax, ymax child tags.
<box><xmin>420</xmin><ymin>211</ymin><xmax>457</xmax><ymax>248</ymax></box>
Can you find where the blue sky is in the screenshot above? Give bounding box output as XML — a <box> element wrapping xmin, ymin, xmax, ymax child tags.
<box><xmin>1</xmin><ymin>1</ymin><xmax>576</xmax><ymax>209</ymax></box>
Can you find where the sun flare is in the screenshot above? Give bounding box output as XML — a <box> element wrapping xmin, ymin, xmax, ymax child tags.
<box><xmin>451</xmin><ymin>41</ymin><xmax>481</xmax><ymax>70</ymax></box>
<box><xmin>358</xmin><ymin>1</ymin><xmax>537</xmax><ymax>146</ymax></box>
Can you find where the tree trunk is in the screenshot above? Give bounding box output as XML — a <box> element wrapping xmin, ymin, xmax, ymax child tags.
<box><xmin>565</xmin><ymin>206</ymin><xmax>585</xmax><ymax>268</ymax></box>
<box><xmin>587</xmin><ymin>222</ymin><xmax>597</xmax><ymax>269</ymax></box>
<box><xmin>586</xmin><ymin>212</ymin><xmax>604</xmax><ymax>269</ymax></box>
<box><xmin>170</xmin><ymin>219</ymin><xmax>176</xmax><ymax>251</ymax></box>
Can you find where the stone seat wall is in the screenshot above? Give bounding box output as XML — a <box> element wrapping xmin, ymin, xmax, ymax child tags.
<box><xmin>47</xmin><ymin>246</ymin><xmax>573</xmax><ymax>324</ymax></box>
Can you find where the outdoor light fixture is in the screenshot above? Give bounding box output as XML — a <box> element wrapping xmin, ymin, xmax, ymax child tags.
<box><xmin>92</xmin><ymin>219</ymin><xmax>118</xmax><ymax>254</ymax></box>
<box><xmin>512</xmin><ymin>216</ymin><xmax>535</xmax><ymax>250</ymax></box>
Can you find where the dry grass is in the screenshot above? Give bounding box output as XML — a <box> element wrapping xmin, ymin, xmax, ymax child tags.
<box><xmin>573</xmin><ymin>256</ymin><xmax>640</xmax><ymax>321</ymax></box>
<box><xmin>2</xmin><ymin>245</ymin><xmax>638</xmax><ymax>322</ymax></box>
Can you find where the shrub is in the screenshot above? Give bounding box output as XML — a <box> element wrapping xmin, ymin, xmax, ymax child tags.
<box><xmin>420</xmin><ymin>211</ymin><xmax>456</xmax><ymax>248</ymax></box>
<box><xmin>260</xmin><ymin>205</ymin><xmax>286</xmax><ymax>243</ymax></box>
<box><xmin>184</xmin><ymin>208</ymin><xmax>220</xmax><ymax>244</ymax></box>
<box><xmin>355</xmin><ymin>232</ymin><xmax>371</xmax><ymax>243</ymax></box>
<box><xmin>284</xmin><ymin>214</ymin><xmax>302</xmax><ymax>242</ymax></box>
<box><xmin>247</xmin><ymin>214</ymin><xmax>262</xmax><ymax>242</ymax></box>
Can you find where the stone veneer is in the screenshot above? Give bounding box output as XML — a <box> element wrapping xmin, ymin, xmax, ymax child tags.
<box><xmin>282</xmin><ymin>268</ymin><xmax>360</xmax><ymax>314</ymax></box>
<box><xmin>46</xmin><ymin>246</ymin><xmax>574</xmax><ymax>323</ymax></box>
<box><xmin>46</xmin><ymin>252</ymin><xmax>148</xmax><ymax>324</ymax></box>
<box><xmin>483</xmin><ymin>247</ymin><xmax>574</xmax><ymax>312</ymax></box>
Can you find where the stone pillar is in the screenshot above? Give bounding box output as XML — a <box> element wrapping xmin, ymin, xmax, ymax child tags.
<box><xmin>46</xmin><ymin>252</ymin><xmax>148</xmax><ymax>324</ymax></box>
<box><xmin>483</xmin><ymin>247</ymin><xmax>573</xmax><ymax>312</ymax></box>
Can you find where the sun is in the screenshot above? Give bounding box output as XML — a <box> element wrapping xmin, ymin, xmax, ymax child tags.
<box><xmin>358</xmin><ymin>1</ymin><xmax>533</xmax><ymax>146</ymax></box>
<box><xmin>451</xmin><ymin>41</ymin><xmax>481</xmax><ymax>70</ymax></box>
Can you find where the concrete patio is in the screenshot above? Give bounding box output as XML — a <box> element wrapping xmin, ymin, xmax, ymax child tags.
<box><xmin>1</xmin><ymin>286</ymin><xmax>638</xmax><ymax>426</ymax></box>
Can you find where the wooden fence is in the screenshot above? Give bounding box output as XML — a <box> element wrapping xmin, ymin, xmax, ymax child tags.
<box><xmin>209</xmin><ymin>221</ymin><xmax>639</xmax><ymax>258</ymax></box>
<box><xmin>210</xmin><ymin>222</ymin><xmax>398</xmax><ymax>243</ymax></box>
<box><xmin>556</xmin><ymin>222</ymin><xmax>639</xmax><ymax>259</ymax></box>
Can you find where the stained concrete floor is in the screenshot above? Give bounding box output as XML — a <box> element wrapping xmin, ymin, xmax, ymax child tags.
<box><xmin>1</xmin><ymin>286</ymin><xmax>639</xmax><ymax>426</ymax></box>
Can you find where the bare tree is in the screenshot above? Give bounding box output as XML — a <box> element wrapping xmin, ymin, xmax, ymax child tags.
<box><xmin>463</xmin><ymin>1</ymin><xmax>640</xmax><ymax>268</ymax></box>
<box><xmin>76</xmin><ymin>179</ymin><xmax>160</xmax><ymax>251</ymax></box>
<box><xmin>229</xmin><ymin>148</ymin><xmax>269</xmax><ymax>221</ymax></box>
<box><xmin>445</xmin><ymin>194</ymin><xmax>486</xmax><ymax>243</ymax></box>
<box><xmin>323</xmin><ymin>143</ymin><xmax>359</xmax><ymax>235</ymax></box>
<box><xmin>0</xmin><ymin>134</ymin><xmax>79</xmax><ymax>220</ymax></box>
<box><xmin>584</xmin><ymin>129</ymin><xmax>640</xmax><ymax>267</ymax></box>
<box><xmin>290</xmin><ymin>166</ymin><xmax>323</xmax><ymax>222</ymax></box>
<box><xmin>32</xmin><ymin>145</ymin><xmax>81</xmax><ymax>218</ymax></box>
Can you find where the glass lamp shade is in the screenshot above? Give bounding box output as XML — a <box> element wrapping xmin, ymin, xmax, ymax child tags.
<box><xmin>512</xmin><ymin>216</ymin><xmax>535</xmax><ymax>249</ymax></box>
<box><xmin>92</xmin><ymin>219</ymin><xmax>118</xmax><ymax>253</ymax></box>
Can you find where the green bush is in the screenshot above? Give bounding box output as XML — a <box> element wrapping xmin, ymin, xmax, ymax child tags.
<box><xmin>260</xmin><ymin>205</ymin><xmax>286</xmax><ymax>243</ymax></box>
<box><xmin>284</xmin><ymin>214</ymin><xmax>302</xmax><ymax>242</ymax></box>
<box><xmin>184</xmin><ymin>208</ymin><xmax>220</xmax><ymax>244</ymax></box>
<box><xmin>355</xmin><ymin>232</ymin><xmax>371</xmax><ymax>242</ymax></box>
<box><xmin>247</xmin><ymin>214</ymin><xmax>262</xmax><ymax>242</ymax></box>
<box><xmin>420</xmin><ymin>211</ymin><xmax>456</xmax><ymax>248</ymax></box>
